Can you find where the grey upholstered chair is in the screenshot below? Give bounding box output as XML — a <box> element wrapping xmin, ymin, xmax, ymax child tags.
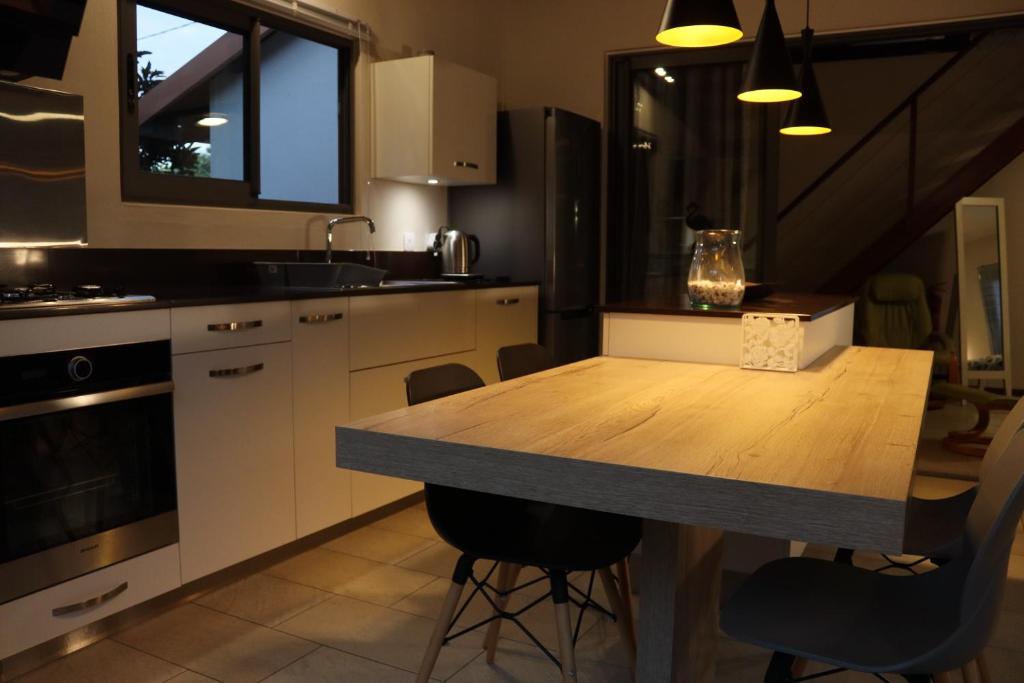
<box><xmin>720</xmin><ymin>423</ymin><xmax>1024</xmax><ymax>683</ymax></box>
<box><xmin>497</xmin><ymin>342</ymin><xmax>556</xmax><ymax>381</ymax></box>
<box><xmin>836</xmin><ymin>397</ymin><xmax>1024</xmax><ymax>571</ymax></box>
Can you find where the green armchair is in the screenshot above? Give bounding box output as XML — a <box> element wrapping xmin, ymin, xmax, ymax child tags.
<box><xmin>857</xmin><ymin>273</ymin><xmax>1016</xmax><ymax>457</ymax></box>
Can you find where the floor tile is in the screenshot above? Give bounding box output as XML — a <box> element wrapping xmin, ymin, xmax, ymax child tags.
<box><xmin>166</xmin><ymin>673</ymin><xmax>219</xmax><ymax>682</ymax></box>
<box><xmin>113</xmin><ymin>603</ymin><xmax>316</xmax><ymax>683</ymax></box>
<box><xmin>979</xmin><ymin>645</ymin><xmax>1024</xmax><ymax>682</ymax></box>
<box><xmin>264</xmin><ymin>546</ymin><xmax>433</xmax><ymax>605</ymax></box>
<box><xmin>447</xmin><ymin>637</ymin><xmax>631</xmax><ymax>683</ymax></box>
<box><xmin>195</xmin><ymin>572</ymin><xmax>332</xmax><ymax>627</ymax></box>
<box><xmin>991</xmin><ymin>608</ymin><xmax>1024</xmax><ymax>652</ymax></box>
<box><xmin>398</xmin><ymin>540</ymin><xmax>463</xmax><ymax>578</ymax></box>
<box><xmin>13</xmin><ymin>639</ymin><xmax>183</xmax><ymax>683</ymax></box>
<box><xmin>337</xmin><ymin>562</ymin><xmax>437</xmax><ymax>607</ymax></box>
<box><xmin>371</xmin><ymin>506</ymin><xmax>440</xmax><ymax>540</ymax></box>
<box><xmin>263</xmin><ymin>645</ymin><xmax>419</xmax><ymax>682</ymax></box>
<box><xmin>275</xmin><ymin>595</ymin><xmax>481</xmax><ymax>679</ymax></box>
<box><xmin>322</xmin><ymin>526</ymin><xmax>437</xmax><ymax>565</ymax></box>
<box><xmin>265</xmin><ymin>547</ymin><xmax>383</xmax><ymax>592</ymax></box>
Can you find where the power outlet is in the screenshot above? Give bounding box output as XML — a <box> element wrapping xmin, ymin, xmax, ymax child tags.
<box><xmin>424</xmin><ymin>233</ymin><xmax>437</xmax><ymax>250</ymax></box>
<box><xmin>402</xmin><ymin>232</ymin><xmax>416</xmax><ymax>251</ymax></box>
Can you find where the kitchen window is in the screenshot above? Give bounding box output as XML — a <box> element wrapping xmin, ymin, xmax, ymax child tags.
<box><xmin>117</xmin><ymin>0</ymin><xmax>355</xmax><ymax>211</ymax></box>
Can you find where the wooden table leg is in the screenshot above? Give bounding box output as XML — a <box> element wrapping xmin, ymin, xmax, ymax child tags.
<box><xmin>637</xmin><ymin>520</ymin><xmax>724</xmax><ymax>683</ymax></box>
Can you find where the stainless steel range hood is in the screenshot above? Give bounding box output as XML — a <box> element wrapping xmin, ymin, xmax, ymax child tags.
<box><xmin>0</xmin><ymin>81</ymin><xmax>86</xmax><ymax>247</ymax></box>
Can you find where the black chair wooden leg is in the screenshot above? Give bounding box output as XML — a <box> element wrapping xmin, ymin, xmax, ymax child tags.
<box><xmin>550</xmin><ymin>570</ymin><xmax>578</xmax><ymax>682</ymax></box>
<box><xmin>416</xmin><ymin>554</ymin><xmax>475</xmax><ymax>683</ymax></box>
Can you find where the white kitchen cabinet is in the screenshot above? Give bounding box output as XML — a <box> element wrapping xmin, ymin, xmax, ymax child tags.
<box><xmin>291</xmin><ymin>298</ymin><xmax>352</xmax><ymax>537</ymax></box>
<box><xmin>349</xmin><ymin>290</ymin><xmax>476</xmax><ymax>370</ymax></box>
<box><xmin>372</xmin><ymin>54</ymin><xmax>497</xmax><ymax>186</ymax></box>
<box><xmin>173</xmin><ymin>343</ymin><xmax>296</xmax><ymax>583</ymax></box>
<box><xmin>348</xmin><ymin>350</ymin><xmax>478</xmax><ymax>516</ymax></box>
<box><xmin>170</xmin><ymin>301</ymin><xmax>291</xmax><ymax>355</ymax></box>
<box><xmin>474</xmin><ymin>286</ymin><xmax>539</xmax><ymax>384</ymax></box>
<box><xmin>0</xmin><ymin>545</ymin><xmax>181</xmax><ymax>660</ymax></box>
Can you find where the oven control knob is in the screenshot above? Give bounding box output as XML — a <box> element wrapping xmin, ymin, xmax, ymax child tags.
<box><xmin>68</xmin><ymin>356</ymin><xmax>94</xmax><ymax>382</ymax></box>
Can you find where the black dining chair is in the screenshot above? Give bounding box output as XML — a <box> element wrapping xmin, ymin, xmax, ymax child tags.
<box><xmin>406</xmin><ymin>363</ymin><xmax>641</xmax><ymax>683</ymax></box>
<box><xmin>496</xmin><ymin>342</ymin><xmax>637</xmax><ymax>649</ymax></box>
<box><xmin>497</xmin><ymin>342</ymin><xmax>557</xmax><ymax>381</ymax></box>
<box><xmin>720</xmin><ymin>422</ymin><xmax>1024</xmax><ymax>683</ymax></box>
<box><xmin>835</xmin><ymin>397</ymin><xmax>1024</xmax><ymax>572</ymax></box>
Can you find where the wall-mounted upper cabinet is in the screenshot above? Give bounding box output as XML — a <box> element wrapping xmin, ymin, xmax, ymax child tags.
<box><xmin>372</xmin><ymin>55</ymin><xmax>497</xmax><ymax>186</ymax></box>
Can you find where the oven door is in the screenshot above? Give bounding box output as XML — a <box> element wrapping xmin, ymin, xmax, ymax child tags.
<box><xmin>0</xmin><ymin>382</ymin><xmax>177</xmax><ymax>604</ymax></box>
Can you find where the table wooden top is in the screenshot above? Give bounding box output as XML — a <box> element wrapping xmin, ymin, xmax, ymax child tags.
<box><xmin>337</xmin><ymin>346</ymin><xmax>933</xmax><ymax>551</ymax></box>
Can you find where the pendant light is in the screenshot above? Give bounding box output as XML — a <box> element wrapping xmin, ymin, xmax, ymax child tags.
<box><xmin>656</xmin><ymin>0</ymin><xmax>743</xmax><ymax>48</ymax></box>
<box><xmin>781</xmin><ymin>1</ymin><xmax>831</xmax><ymax>135</ymax></box>
<box><xmin>737</xmin><ymin>0</ymin><xmax>800</xmax><ymax>103</ymax></box>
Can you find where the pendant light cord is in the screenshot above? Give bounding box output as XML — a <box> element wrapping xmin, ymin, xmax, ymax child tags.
<box><xmin>805</xmin><ymin>0</ymin><xmax>811</xmax><ymax>30</ymax></box>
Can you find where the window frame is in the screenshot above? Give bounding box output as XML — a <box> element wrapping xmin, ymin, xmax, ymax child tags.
<box><xmin>117</xmin><ymin>0</ymin><xmax>356</xmax><ymax>213</ymax></box>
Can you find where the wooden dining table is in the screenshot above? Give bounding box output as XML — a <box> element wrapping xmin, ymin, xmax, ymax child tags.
<box><xmin>335</xmin><ymin>345</ymin><xmax>934</xmax><ymax>682</ymax></box>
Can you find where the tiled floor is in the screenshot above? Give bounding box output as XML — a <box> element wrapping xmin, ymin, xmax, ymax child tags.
<box><xmin>13</xmin><ymin>405</ymin><xmax>1024</xmax><ymax>683</ymax></box>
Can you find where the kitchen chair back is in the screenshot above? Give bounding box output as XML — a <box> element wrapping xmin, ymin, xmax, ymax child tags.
<box><xmin>497</xmin><ymin>343</ymin><xmax>555</xmax><ymax>381</ymax></box>
<box><xmin>404</xmin><ymin>363</ymin><xmax>484</xmax><ymax>404</ymax></box>
<box><xmin>856</xmin><ymin>273</ymin><xmax>934</xmax><ymax>349</ymax></box>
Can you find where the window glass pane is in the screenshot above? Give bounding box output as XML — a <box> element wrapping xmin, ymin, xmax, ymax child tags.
<box><xmin>258</xmin><ymin>31</ymin><xmax>339</xmax><ymax>204</ymax></box>
<box><xmin>135</xmin><ymin>5</ymin><xmax>245</xmax><ymax>180</ymax></box>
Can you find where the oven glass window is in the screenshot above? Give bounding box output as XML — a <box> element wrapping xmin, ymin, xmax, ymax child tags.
<box><xmin>0</xmin><ymin>395</ymin><xmax>176</xmax><ymax>564</ymax></box>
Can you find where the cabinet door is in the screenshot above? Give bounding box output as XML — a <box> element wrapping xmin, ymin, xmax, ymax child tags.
<box><xmin>349</xmin><ymin>290</ymin><xmax>476</xmax><ymax>370</ymax></box>
<box><xmin>475</xmin><ymin>287</ymin><xmax>540</xmax><ymax>384</ymax></box>
<box><xmin>432</xmin><ymin>58</ymin><xmax>497</xmax><ymax>185</ymax></box>
<box><xmin>292</xmin><ymin>299</ymin><xmax>351</xmax><ymax>537</ymax></box>
<box><xmin>173</xmin><ymin>343</ymin><xmax>296</xmax><ymax>583</ymax></box>
<box><xmin>348</xmin><ymin>350</ymin><xmax>477</xmax><ymax>516</ymax></box>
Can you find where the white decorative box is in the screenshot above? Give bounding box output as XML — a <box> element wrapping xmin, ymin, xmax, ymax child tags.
<box><xmin>740</xmin><ymin>313</ymin><xmax>804</xmax><ymax>372</ymax></box>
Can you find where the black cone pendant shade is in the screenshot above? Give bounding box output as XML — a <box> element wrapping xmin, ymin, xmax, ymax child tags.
<box><xmin>656</xmin><ymin>0</ymin><xmax>743</xmax><ymax>48</ymax></box>
<box><xmin>781</xmin><ymin>27</ymin><xmax>831</xmax><ymax>135</ymax></box>
<box><xmin>737</xmin><ymin>0</ymin><xmax>800</xmax><ymax>103</ymax></box>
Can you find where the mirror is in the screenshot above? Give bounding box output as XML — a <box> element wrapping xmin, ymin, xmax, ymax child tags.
<box><xmin>955</xmin><ymin>197</ymin><xmax>1013</xmax><ymax>396</ymax></box>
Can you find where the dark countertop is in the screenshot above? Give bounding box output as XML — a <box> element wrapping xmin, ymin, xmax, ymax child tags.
<box><xmin>600</xmin><ymin>292</ymin><xmax>856</xmax><ymax>321</ymax></box>
<box><xmin>0</xmin><ymin>280</ymin><xmax>540</xmax><ymax>321</ymax></box>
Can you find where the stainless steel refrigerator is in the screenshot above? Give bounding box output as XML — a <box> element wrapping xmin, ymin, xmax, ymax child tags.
<box><xmin>449</xmin><ymin>108</ymin><xmax>601</xmax><ymax>365</ymax></box>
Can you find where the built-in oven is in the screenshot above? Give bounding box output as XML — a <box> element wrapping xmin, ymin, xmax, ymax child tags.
<box><xmin>0</xmin><ymin>340</ymin><xmax>177</xmax><ymax>604</ymax></box>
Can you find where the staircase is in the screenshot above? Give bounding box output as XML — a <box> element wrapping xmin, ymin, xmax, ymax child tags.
<box><xmin>776</xmin><ymin>28</ymin><xmax>1024</xmax><ymax>294</ymax></box>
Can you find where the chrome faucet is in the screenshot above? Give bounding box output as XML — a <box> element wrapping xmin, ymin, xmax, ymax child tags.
<box><xmin>326</xmin><ymin>216</ymin><xmax>376</xmax><ymax>263</ymax></box>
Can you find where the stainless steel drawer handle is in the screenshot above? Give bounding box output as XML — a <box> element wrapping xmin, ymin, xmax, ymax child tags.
<box><xmin>298</xmin><ymin>312</ymin><xmax>344</xmax><ymax>324</ymax></box>
<box><xmin>454</xmin><ymin>160</ymin><xmax>479</xmax><ymax>170</ymax></box>
<box><xmin>209</xmin><ymin>363</ymin><xmax>264</xmax><ymax>378</ymax></box>
<box><xmin>207</xmin><ymin>320</ymin><xmax>263</xmax><ymax>332</ymax></box>
<box><xmin>496</xmin><ymin>298</ymin><xmax>520</xmax><ymax>306</ymax></box>
<box><xmin>52</xmin><ymin>582</ymin><xmax>127</xmax><ymax>617</ymax></box>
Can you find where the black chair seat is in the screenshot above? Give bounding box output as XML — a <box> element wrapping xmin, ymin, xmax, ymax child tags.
<box><xmin>425</xmin><ymin>484</ymin><xmax>641</xmax><ymax>572</ymax></box>
<box><xmin>904</xmin><ymin>487</ymin><xmax>976</xmax><ymax>559</ymax></box>
<box><xmin>721</xmin><ymin>556</ymin><xmax>962</xmax><ymax>674</ymax></box>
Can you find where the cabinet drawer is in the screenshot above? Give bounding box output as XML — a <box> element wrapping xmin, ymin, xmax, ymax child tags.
<box><xmin>0</xmin><ymin>544</ymin><xmax>181</xmax><ymax>660</ymax></box>
<box><xmin>173</xmin><ymin>343</ymin><xmax>296</xmax><ymax>583</ymax></box>
<box><xmin>171</xmin><ymin>302</ymin><xmax>291</xmax><ymax>355</ymax></box>
<box><xmin>349</xmin><ymin>291</ymin><xmax>476</xmax><ymax>370</ymax></box>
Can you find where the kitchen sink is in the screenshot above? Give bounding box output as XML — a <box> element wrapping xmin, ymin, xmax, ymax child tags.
<box><xmin>255</xmin><ymin>262</ymin><xmax>388</xmax><ymax>288</ymax></box>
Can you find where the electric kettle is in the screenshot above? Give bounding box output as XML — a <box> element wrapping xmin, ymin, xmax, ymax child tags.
<box><xmin>433</xmin><ymin>226</ymin><xmax>480</xmax><ymax>276</ymax></box>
